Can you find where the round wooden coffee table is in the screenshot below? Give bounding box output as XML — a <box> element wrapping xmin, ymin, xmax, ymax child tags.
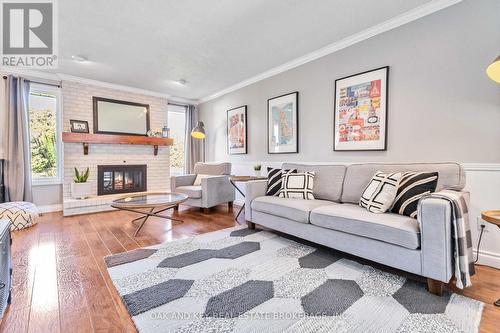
<box><xmin>480</xmin><ymin>210</ymin><xmax>500</xmax><ymax>307</ymax></box>
<box><xmin>112</xmin><ymin>192</ymin><xmax>188</xmax><ymax>236</ymax></box>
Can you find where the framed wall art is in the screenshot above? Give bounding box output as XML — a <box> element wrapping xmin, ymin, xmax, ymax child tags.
<box><xmin>70</xmin><ymin>120</ymin><xmax>90</xmax><ymax>133</ymax></box>
<box><xmin>227</xmin><ymin>105</ymin><xmax>247</xmax><ymax>155</ymax></box>
<box><xmin>334</xmin><ymin>66</ymin><xmax>389</xmax><ymax>151</ymax></box>
<box><xmin>267</xmin><ymin>91</ymin><xmax>298</xmax><ymax>154</ymax></box>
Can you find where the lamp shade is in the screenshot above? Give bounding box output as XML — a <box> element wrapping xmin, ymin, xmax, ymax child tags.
<box><xmin>486</xmin><ymin>55</ymin><xmax>500</xmax><ymax>83</ymax></box>
<box><xmin>191</xmin><ymin>121</ymin><xmax>206</xmax><ymax>139</ymax></box>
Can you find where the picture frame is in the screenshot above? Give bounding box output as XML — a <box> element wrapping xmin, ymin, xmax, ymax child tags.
<box><xmin>70</xmin><ymin>120</ymin><xmax>90</xmax><ymax>133</ymax></box>
<box><xmin>334</xmin><ymin>66</ymin><xmax>389</xmax><ymax>151</ymax></box>
<box><xmin>93</xmin><ymin>97</ymin><xmax>150</xmax><ymax>136</ymax></box>
<box><xmin>267</xmin><ymin>91</ymin><xmax>299</xmax><ymax>154</ymax></box>
<box><xmin>227</xmin><ymin>105</ymin><xmax>247</xmax><ymax>155</ymax></box>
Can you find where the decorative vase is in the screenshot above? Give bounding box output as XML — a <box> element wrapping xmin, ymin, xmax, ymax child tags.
<box><xmin>71</xmin><ymin>182</ymin><xmax>92</xmax><ymax>199</ymax></box>
<box><xmin>254</xmin><ymin>170</ymin><xmax>261</xmax><ymax>177</ymax></box>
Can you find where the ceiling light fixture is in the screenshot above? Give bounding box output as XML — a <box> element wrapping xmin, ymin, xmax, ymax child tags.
<box><xmin>71</xmin><ymin>55</ymin><xmax>88</xmax><ymax>62</ymax></box>
<box><xmin>175</xmin><ymin>79</ymin><xmax>187</xmax><ymax>87</ymax></box>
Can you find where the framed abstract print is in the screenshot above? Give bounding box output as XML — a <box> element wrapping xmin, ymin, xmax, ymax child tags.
<box><xmin>267</xmin><ymin>91</ymin><xmax>298</xmax><ymax>154</ymax></box>
<box><xmin>227</xmin><ymin>105</ymin><xmax>247</xmax><ymax>154</ymax></box>
<box><xmin>334</xmin><ymin>66</ymin><xmax>389</xmax><ymax>151</ymax></box>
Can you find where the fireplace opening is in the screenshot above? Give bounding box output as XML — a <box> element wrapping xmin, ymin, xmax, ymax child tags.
<box><xmin>97</xmin><ymin>165</ymin><xmax>147</xmax><ymax>196</ymax></box>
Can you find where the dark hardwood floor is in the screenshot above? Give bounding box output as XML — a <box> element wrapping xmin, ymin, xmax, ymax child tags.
<box><xmin>0</xmin><ymin>205</ymin><xmax>498</xmax><ymax>333</ymax></box>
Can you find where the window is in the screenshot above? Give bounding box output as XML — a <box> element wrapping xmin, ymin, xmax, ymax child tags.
<box><xmin>29</xmin><ymin>83</ymin><xmax>62</xmax><ymax>185</ymax></box>
<box><xmin>168</xmin><ymin>104</ymin><xmax>187</xmax><ymax>175</ymax></box>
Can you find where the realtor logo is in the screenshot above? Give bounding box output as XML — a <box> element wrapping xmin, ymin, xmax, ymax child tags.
<box><xmin>1</xmin><ymin>0</ymin><xmax>58</xmax><ymax>68</ymax></box>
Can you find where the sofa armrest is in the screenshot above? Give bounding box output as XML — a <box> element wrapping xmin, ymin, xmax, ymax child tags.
<box><xmin>201</xmin><ymin>175</ymin><xmax>235</xmax><ymax>208</ymax></box>
<box><xmin>244</xmin><ymin>180</ymin><xmax>268</xmax><ymax>222</ymax></box>
<box><xmin>170</xmin><ymin>174</ymin><xmax>196</xmax><ymax>191</ymax></box>
<box><xmin>418</xmin><ymin>194</ymin><xmax>456</xmax><ymax>283</ymax></box>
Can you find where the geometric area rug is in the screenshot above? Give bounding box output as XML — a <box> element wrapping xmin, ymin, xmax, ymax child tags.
<box><xmin>105</xmin><ymin>226</ymin><xmax>484</xmax><ymax>333</ymax></box>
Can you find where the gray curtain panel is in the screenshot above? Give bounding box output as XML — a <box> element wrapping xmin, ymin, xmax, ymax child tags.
<box><xmin>184</xmin><ymin>104</ymin><xmax>202</xmax><ymax>173</ymax></box>
<box><xmin>3</xmin><ymin>75</ymin><xmax>33</xmax><ymax>202</ymax></box>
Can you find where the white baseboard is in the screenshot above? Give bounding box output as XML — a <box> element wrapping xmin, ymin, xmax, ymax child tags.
<box><xmin>473</xmin><ymin>249</ymin><xmax>500</xmax><ymax>269</ymax></box>
<box><xmin>38</xmin><ymin>204</ymin><xmax>63</xmax><ymax>214</ymax></box>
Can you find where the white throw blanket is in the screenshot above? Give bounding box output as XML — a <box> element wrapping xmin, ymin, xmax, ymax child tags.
<box><xmin>419</xmin><ymin>190</ymin><xmax>475</xmax><ymax>289</ymax></box>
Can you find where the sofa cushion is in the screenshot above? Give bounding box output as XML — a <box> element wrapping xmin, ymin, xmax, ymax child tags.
<box><xmin>279</xmin><ymin>172</ymin><xmax>315</xmax><ymax>200</ymax></box>
<box><xmin>341</xmin><ymin>162</ymin><xmax>465</xmax><ymax>204</ymax></box>
<box><xmin>310</xmin><ymin>203</ymin><xmax>420</xmax><ymax>249</ymax></box>
<box><xmin>391</xmin><ymin>171</ymin><xmax>439</xmax><ymax>218</ymax></box>
<box><xmin>282</xmin><ymin>163</ymin><xmax>346</xmax><ymax>202</ymax></box>
<box><xmin>176</xmin><ymin>185</ymin><xmax>202</xmax><ymax>199</ymax></box>
<box><xmin>359</xmin><ymin>171</ymin><xmax>401</xmax><ymax>213</ymax></box>
<box><xmin>266</xmin><ymin>167</ymin><xmax>297</xmax><ymax>196</ymax></box>
<box><xmin>251</xmin><ymin>196</ymin><xmax>332</xmax><ymax>224</ymax></box>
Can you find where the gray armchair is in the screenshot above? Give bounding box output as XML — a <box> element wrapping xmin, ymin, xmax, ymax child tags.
<box><xmin>170</xmin><ymin>162</ymin><xmax>235</xmax><ymax>212</ymax></box>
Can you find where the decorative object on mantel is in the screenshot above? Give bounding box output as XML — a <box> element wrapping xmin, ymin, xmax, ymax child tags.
<box><xmin>268</xmin><ymin>91</ymin><xmax>299</xmax><ymax>154</ymax></box>
<box><xmin>93</xmin><ymin>96</ymin><xmax>150</xmax><ymax>136</ymax></box>
<box><xmin>71</xmin><ymin>167</ymin><xmax>91</xmax><ymax>199</ymax></box>
<box><xmin>191</xmin><ymin>121</ymin><xmax>206</xmax><ymax>162</ymax></box>
<box><xmin>480</xmin><ymin>210</ymin><xmax>500</xmax><ymax>307</ymax></box>
<box><xmin>227</xmin><ymin>105</ymin><xmax>247</xmax><ymax>155</ymax></box>
<box><xmin>334</xmin><ymin>66</ymin><xmax>389</xmax><ymax>151</ymax></box>
<box><xmin>253</xmin><ymin>164</ymin><xmax>262</xmax><ymax>177</ymax></box>
<box><xmin>146</xmin><ymin>128</ymin><xmax>162</xmax><ymax>138</ymax></box>
<box><xmin>62</xmin><ymin>132</ymin><xmax>173</xmax><ymax>156</ymax></box>
<box><xmin>70</xmin><ymin>120</ymin><xmax>90</xmax><ymax>133</ymax></box>
<box><xmin>486</xmin><ymin>55</ymin><xmax>500</xmax><ymax>83</ymax></box>
<box><xmin>162</xmin><ymin>126</ymin><xmax>170</xmax><ymax>138</ymax></box>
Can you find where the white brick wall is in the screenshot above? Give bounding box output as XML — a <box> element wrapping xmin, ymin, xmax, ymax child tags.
<box><xmin>62</xmin><ymin>81</ymin><xmax>170</xmax><ymax>205</ymax></box>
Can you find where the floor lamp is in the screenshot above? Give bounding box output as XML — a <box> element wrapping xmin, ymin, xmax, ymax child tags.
<box><xmin>191</xmin><ymin>121</ymin><xmax>206</xmax><ymax>162</ymax></box>
<box><xmin>485</xmin><ymin>55</ymin><xmax>500</xmax><ymax>307</ymax></box>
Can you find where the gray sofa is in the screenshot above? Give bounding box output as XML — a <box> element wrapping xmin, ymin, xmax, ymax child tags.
<box><xmin>170</xmin><ymin>162</ymin><xmax>235</xmax><ymax>211</ymax></box>
<box><xmin>244</xmin><ymin>162</ymin><xmax>467</xmax><ymax>295</ymax></box>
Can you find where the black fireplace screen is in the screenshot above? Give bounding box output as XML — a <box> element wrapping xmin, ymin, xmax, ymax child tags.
<box><xmin>97</xmin><ymin>165</ymin><xmax>147</xmax><ymax>195</ymax></box>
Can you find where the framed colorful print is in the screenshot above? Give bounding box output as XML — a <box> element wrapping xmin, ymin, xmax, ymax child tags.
<box><xmin>334</xmin><ymin>66</ymin><xmax>389</xmax><ymax>151</ymax></box>
<box><xmin>227</xmin><ymin>105</ymin><xmax>247</xmax><ymax>155</ymax></box>
<box><xmin>267</xmin><ymin>91</ymin><xmax>299</xmax><ymax>154</ymax></box>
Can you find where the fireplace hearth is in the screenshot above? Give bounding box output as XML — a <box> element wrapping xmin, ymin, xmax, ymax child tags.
<box><xmin>97</xmin><ymin>165</ymin><xmax>147</xmax><ymax>195</ymax></box>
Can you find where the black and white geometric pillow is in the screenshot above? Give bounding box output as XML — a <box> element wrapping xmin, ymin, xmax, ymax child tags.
<box><xmin>359</xmin><ymin>171</ymin><xmax>401</xmax><ymax>213</ymax></box>
<box><xmin>266</xmin><ymin>167</ymin><xmax>296</xmax><ymax>196</ymax></box>
<box><xmin>391</xmin><ymin>171</ymin><xmax>439</xmax><ymax>218</ymax></box>
<box><xmin>279</xmin><ymin>171</ymin><xmax>315</xmax><ymax>200</ymax></box>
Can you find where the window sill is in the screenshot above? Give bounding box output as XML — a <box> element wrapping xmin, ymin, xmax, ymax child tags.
<box><xmin>32</xmin><ymin>179</ymin><xmax>63</xmax><ymax>187</ymax></box>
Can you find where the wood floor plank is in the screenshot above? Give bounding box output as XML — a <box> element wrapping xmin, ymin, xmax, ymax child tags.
<box><xmin>27</xmin><ymin>233</ymin><xmax>60</xmax><ymax>333</ymax></box>
<box><xmin>0</xmin><ymin>206</ymin><xmax>498</xmax><ymax>333</ymax></box>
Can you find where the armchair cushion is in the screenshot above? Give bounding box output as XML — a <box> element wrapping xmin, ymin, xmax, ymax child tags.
<box><xmin>176</xmin><ymin>185</ymin><xmax>202</xmax><ymax>199</ymax></box>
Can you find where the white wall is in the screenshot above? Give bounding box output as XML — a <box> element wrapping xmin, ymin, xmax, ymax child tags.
<box><xmin>199</xmin><ymin>0</ymin><xmax>500</xmax><ymax>267</ymax></box>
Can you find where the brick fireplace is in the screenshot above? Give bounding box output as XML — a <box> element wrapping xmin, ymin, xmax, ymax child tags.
<box><xmin>98</xmin><ymin>164</ymin><xmax>147</xmax><ymax>195</ymax></box>
<box><xmin>62</xmin><ymin>81</ymin><xmax>170</xmax><ymax>216</ymax></box>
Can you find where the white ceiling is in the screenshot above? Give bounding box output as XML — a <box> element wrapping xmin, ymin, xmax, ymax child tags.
<box><xmin>47</xmin><ymin>0</ymin><xmax>441</xmax><ymax>100</ymax></box>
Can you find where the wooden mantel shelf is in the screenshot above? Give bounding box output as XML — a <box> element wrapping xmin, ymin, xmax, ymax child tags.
<box><xmin>62</xmin><ymin>132</ymin><xmax>173</xmax><ymax>155</ymax></box>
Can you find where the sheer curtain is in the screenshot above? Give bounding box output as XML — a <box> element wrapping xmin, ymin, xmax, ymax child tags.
<box><xmin>184</xmin><ymin>104</ymin><xmax>202</xmax><ymax>173</ymax></box>
<box><xmin>3</xmin><ymin>75</ymin><xmax>33</xmax><ymax>202</ymax></box>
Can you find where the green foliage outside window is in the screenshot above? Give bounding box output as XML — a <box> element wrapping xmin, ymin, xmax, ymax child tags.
<box><xmin>29</xmin><ymin>93</ymin><xmax>57</xmax><ymax>179</ymax></box>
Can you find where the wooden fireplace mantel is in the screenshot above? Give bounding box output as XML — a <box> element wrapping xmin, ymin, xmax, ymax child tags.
<box><xmin>62</xmin><ymin>132</ymin><xmax>173</xmax><ymax>155</ymax></box>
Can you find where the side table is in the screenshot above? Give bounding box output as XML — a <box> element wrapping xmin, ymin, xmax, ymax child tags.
<box><xmin>480</xmin><ymin>210</ymin><xmax>500</xmax><ymax>307</ymax></box>
<box><xmin>229</xmin><ymin>176</ymin><xmax>267</xmax><ymax>222</ymax></box>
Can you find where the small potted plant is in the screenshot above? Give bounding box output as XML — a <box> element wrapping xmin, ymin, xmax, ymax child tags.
<box><xmin>253</xmin><ymin>164</ymin><xmax>262</xmax><ymax>177</ymax></box>
<box><xmin>71</xmin><ymin>167</ymin><xmax>91</xmax><ymax>199</ymax></box>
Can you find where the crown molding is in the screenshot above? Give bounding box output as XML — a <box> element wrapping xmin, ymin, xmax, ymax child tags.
<box><xmin>199</xmin><ymin>0</ymin><xmax>462</xmax><ymax>104</ymax></box>
<box><xmin>1</xmin><ymin>67</ymin><xmax>200</xmax><ymax>103</ymax></box>
<box><xmin>57</xmin><ymin>73</ymin><xmax>171</xmax><ymax>99</ymax></box>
